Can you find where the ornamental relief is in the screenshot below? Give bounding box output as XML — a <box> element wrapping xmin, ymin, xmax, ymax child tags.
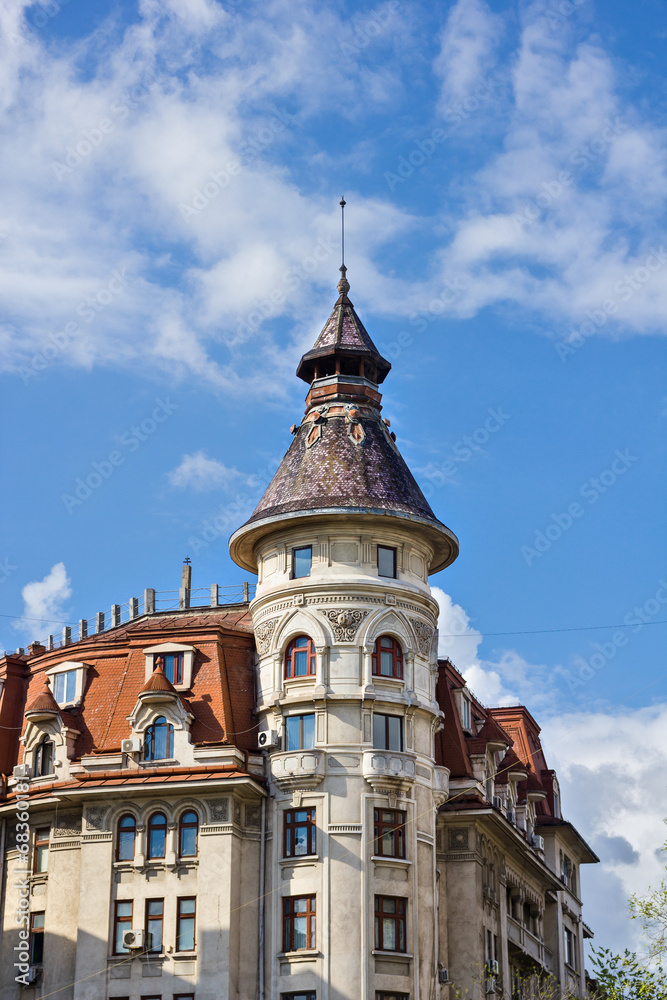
<box><xmin>409</xmin><ymin>617</ymin><xmax>435</xmax><ymax>657</ymax></box>
<box><xmin>255</xmin><ymin>617</ymin><xmax>279</xmax><ymax>654</ymax></box>
<box><xmin>320</xmin><ymin>608</ymin><xmax>370</xmax><ymax>641</ymax></box>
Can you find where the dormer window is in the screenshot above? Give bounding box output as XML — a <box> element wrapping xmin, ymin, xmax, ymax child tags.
<box><xmin>143</xmin><ymin>643</ymin><xmax>195</xmax><ymax>691</ymax></box>
<box><xmin>145</xmin><ymin>716</ymin><xmax>174</xmax><ymax>761</ymax></box>
<box><xmin>45</xmin><ymin>661</ymin><xmax>88</xmax><ymax>708</ymax></box>
<box><xmin>461</xmin><ymin>696</ymin><xmax>471</xmax><ymax>732</ymax></box>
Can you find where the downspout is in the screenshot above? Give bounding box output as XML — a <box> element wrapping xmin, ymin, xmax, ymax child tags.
<box><xmin>258</xmin><ymin>794</ymin><xmax>266</xmax><ymax>1000</ymax></box>
<box><xmin>0</xmin><ymin>817</ymin><xmax>7</xmax><ymax>941</ymax></box>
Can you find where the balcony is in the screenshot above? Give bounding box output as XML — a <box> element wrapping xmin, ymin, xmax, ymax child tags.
<box><xmin>507</xmin><ymin>916</ymin><xmax>553</xmax><ymax>972</ymax></box>
<box><xmin>362</xmin><ymin>749</ymin><xmax>416</xmax><ymax>793</ymax></box>
<box><xmin>270</xmin><ymin>749</ymin><xmax>325</xmax><ymax>790</ymax></box>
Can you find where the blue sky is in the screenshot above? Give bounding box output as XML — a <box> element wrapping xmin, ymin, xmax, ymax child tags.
<box><xmin>1</xmin><ymin>0</ymin><xmax>666</xmax><ymax>957</ymax></box>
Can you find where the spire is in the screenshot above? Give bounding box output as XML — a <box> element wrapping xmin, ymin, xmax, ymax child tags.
<box><xmin>338</xmin><ymin>196</ymin><xmax>350</xmax><ymax>297</ymax></box>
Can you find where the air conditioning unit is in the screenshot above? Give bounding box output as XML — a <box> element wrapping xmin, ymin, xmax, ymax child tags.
<box><xmin>485</xmin><ymin>977</ymin><xmax>498</xmax><ymax>996</ymax></box>
<box><xmin>257</xmin><ymin>730</ymin><xmax>280</xmax><ymax>749</ymax></box>
<box><xmin>488</xmin><ymin>959</ymin><xmax>499</xmax><ymax>974</ymax></box>
<box><xmin>22</xmin><ymin>968</ymin><xmax>42</xmax><ymax>988</ymax></box>
<box><xmin>492</xmin><ymin>795</ymin><xmax>503</xmax><ymax>809</ymax></box>
<box><xmin>122</xmin><ymin>928</ymin><xmax>144</xmax><ymax>950</ymax></box>
<box><xmin>437</xmin><ymin>963</ymin><xmax>450</xmax><ymax>985</ymax></box>
<box><xmin>121</xmin><ymin>738</ymin><xmax>142</xmax><ymax>754</ymax></box>
<box><xmin>532</xmin><ymin>834</ymin><xmax>545</xmax><ymax>851</ymax></box>
<box><xmin>13</xmin><ymin>764</ymin><xmax>30</xmax><ymax>779</ymax></box>
<box><xmin>506</xmin><ymin>807</ymin><xmax>515</xmax><ymax>823</ymax></box>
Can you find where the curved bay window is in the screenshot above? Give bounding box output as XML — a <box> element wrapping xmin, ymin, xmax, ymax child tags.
<box><xmin>145</xmin><ymin>716</ymin><xmax>174</xmax><ymax>761</ymax></box>
<box><xmin>179</xmin><ymin>810</ymin><xmax>198</xmax><ymax>858</ymax></box>
<box><xmin>372</xmin><ymin>636</ymin><xmax>403</xmax><ymax>679</ymax></box>
<box><xmin>285</xmin><ymin>636</ymin><xmax>316</xmax><ymax>679</ymax></box>
<box><xmin>116</xmin><ymin>814</ymin><xmax>136</xmax><ymax>861</ymax></box>
<box><xmin>34</xmin><ymin>738</ymin><xmax>54</xmax><ymax>777</ymax></box>
<box><xmin>147</xmin><ymin>811</ymin><xmax>167</xmax><ymax>860</ymax></box>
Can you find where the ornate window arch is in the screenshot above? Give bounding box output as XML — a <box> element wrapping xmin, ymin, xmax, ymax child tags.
<box><xmin>372</xmin><ymin>635</ymin><xmax>403</xmax><ymax>679</ymax></box>
<box><xmin>145</xmin><ymin>716</ymin><xmax>174</xmax><ymax>761</ymax></box>
<box><xmin>116</xmin><ymin>814</ymin><xmax>136</xmax><ymax>861</ymax></box>
<box><xmin>285</xmin><ymin>636</ymin><xmax>316</xmax><ymax>678</ymax></box>
<box><xmin>178</xmin><ymin>810</ymin><xmax>199</xmax><ymax>858</ymax></box>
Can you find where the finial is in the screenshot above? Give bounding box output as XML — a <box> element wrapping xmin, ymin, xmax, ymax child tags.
<box><xmin>337</xmin><ymin>195</ymin><xmax>350</xmax><ymax>296</ymax></box>
<box><xmin>184</xmin><ymin>556</ymin><xmax>191</xmax><ymax>566</ymax></box>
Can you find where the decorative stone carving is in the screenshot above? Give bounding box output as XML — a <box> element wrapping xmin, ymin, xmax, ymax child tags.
<box><xmin>410</xmin><ymin>617</ymin><xmax>435</xmax><ymax>657</ymax></box>
<box><xmin>255</xmin><ymin>618</ymin><xmax>278</xmax><ymax>654</ymax></box>
<box><xmin>320</xmin><ymin>608</ymin><xmax>370</xmax><ymax>641</ymax></box>
<box><xmin>448</xmin><ymin>828</ymin><xmax>469</xmax><ymax>851</ymax></box>
<box><xmin>54</xmin><ymin>813</ymin><xmax>82</xmax><ymax>838</ymax></box>
<box><xmin>245</xmin><ymin>805</ymin><xmax>261</xmax><ymax>829</ymax></box>
<box><xmin>207</xmin><ymin>798</ymin><xmax>229</xmax><ymax>822</ymax></box>
<box><xmin>233</xmin><ymin>801</ymin><xmax>242</xmax><ymax>825</ymax></box>
<box><xmin>84</xmin><ymin>806</ymin><xmax>108</xmax><ymax>831</ymax></box>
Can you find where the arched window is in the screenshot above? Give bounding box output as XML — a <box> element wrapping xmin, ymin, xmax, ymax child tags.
<box><xmin>285</xmin><ymin>636</ymin><xmax>316</xmax><ymax>678</ymax></box>
<box><xmin>116</xmin><ymin>814</ymin><xmax>136</xmax><ymax>861</ymax></box>
<box><xmin>145</xmin><ymin>717</ymin><xmax>174</xmax><ymax>761</ymax></box>
<box><xmin>372</xmin><ymin>635</ymin><xmax>403</xmax><ymax>679</ymax></box>
<box><xmin>34</xmin><ymin>738</ymin><xmax>54</xmax><ymax>777</ymax></box>
<box><xmin>147</xmin><ymin>812</ymin><xmax>167</xmax><ymax>859</ymax></box>
<box><xmin>179</xmin><ymin>810</ymin><xmax>199</xmax><ymax>858</ymax></box>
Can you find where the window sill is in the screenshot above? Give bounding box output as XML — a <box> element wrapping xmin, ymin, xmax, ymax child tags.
<box><xmin>172</xmin><ymin>951</ymin><xmax>197</xmax><ymax>961</ymax></box>
<box><xmin>372</xmin><ymin>675</ymin><xmax>404</xmax><ymax>685</ymax></box>
<box><xmin>277</xmin><ymin>950</ymin><xmax>321</xmax><ymax>961</ymax></box>
<box><xmin>279</xmin><ymin>854</ymin><xmax>319</xmax><ymax>865</ymax></box>
<box><xmin>371</xmin><ymin>950</ymin><xmax>413</xmax><ymax>958</ymax></box>
<box><xmin>371</xmin><ymin>855</ymin><xmax>411</xmax><ymax>866</ymax></box>
<box><xmin>284</xmin><ymin>675</ymin><xmax>317</xmax><ymax>686</ymax></box>
<box><xmin>139</xmin><ymin>759</ymin><xmax>177</xmax><ymax>768</ymax></box>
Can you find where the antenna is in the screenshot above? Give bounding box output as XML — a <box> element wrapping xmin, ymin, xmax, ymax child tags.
<box><xmin>340</xmin><ymin>196</ymin><xmax>346</xmax><ymax>270</ymax></box>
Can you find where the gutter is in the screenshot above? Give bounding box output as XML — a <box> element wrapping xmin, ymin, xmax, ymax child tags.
<box><xmin>258</xmin><ymin>795</ymin><xmax>266</xmax><ymax>1000</ymax></box>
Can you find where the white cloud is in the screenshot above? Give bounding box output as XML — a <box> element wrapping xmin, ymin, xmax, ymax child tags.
<box><xmin>167</xmin><ymin>450</ymin><xmax>257</xmax><ymax>492</ymax></box>
<box><xmin>15</xmin><ymin>562</ymin><xmax>72</xmax><ymax>637</ymax></box>
<box><xmin>434</xmin><ymin>0</ymin><xmax>503</xmax><ymax>111</ymax></box>
<box><xmin>542</xmin><ymin>706</ymin><xmax>667</xmax><ymax>954</ymax></box>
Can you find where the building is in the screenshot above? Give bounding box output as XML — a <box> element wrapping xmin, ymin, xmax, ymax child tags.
<box><xmin>0</xmin><ymin>266</ymin><xmax>597</xmax><ymax>1000</ymax></box>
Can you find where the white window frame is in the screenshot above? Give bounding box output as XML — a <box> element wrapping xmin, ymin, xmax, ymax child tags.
<box><xmin>45</xmin><ymin>661</ymin><xmax>88</xmax><ymax>709</ymax></box>
<box><xmin>143</xmin><ymin>643</ymin><xmax>196</xmax><ymax>691</ymax></box>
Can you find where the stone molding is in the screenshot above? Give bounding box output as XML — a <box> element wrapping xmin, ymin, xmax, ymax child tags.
<box><xmin>319</xmin><ymin>608</ymin><xmax>370</xmax><ymax>641</ymax></box>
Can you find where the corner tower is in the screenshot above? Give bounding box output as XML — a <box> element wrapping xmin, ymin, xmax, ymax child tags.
<box><xmin>229</xmin><ymin>268</ymin><xmax>458</xmax><ymax>1000</ymax></box>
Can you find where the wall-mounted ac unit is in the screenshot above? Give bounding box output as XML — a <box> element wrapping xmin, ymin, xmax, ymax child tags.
<box><xmin>22</xmin><ymin>968</ymin><xmax>42</xmax><ymax>987</ymax></box>
<box><xmin>492</xmin><ymin>795</ymin><xmax>503</xmax><ymax>809</ymax></box>
<box><xmin>532</xmin><ymin>834</ymin><xmax>545</xmax><ymax>851</ymax></box>
<box><xmin>13</xmin><ymin>764</ymin><xmax>30</xmax><ymax>779</ymax></box>
<box><xmin>485</xmin><ymin>976</ymin><xmax>498</xmax><ymax>996</ymax></box>
<box><xmin>122</xmin><ymin>929</ymin><xmax>144</xmax><ymax>950</ymax></box>
<box><xmin>257</xmin><ymin>730</ymin><xmax>280</xmax><ymax>749</ymax></box>
<box><xmin>121</xmin><ymin>738</ymin><xmax>142</xmax><ymax>754</ymax></box>
<box><xmin>488</xmin><ymin>959</ymin><xmax>499</xmax><ymax>974</ymax></box>
<box><xmin>506</xmin><ymin>807</ymin><xmax>515</xmax><ymax>823</ymax></box>
<box><xmin>437</xmin><ymin>963</ymin><xmax>450</xmax><ymax>985</ymax></box>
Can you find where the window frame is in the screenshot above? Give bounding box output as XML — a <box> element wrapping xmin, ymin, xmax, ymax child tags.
<box><xmin>29</xmin><ymin>911</ymin><xmax>45</xmax><ymax>965</ymax></box>
<box><xmin>34</xmin><ymin>737</ymin><xmax>54</xmax><ymax>777</ymax></box>
<box><xmin>178</xmin><ymin>810</ymin><xmax>198</xmax><ymax>859</ymax></box>
<box><xmin>146</xmin><ymin>812</ymin><xmax>168</xmax><ymax>860</ymax></box>
<box><xmin>281</xmin><ymin>994</ymin><xmax>317</xmax><ymax>1000</ymax></box>
<box><xmin>282</xmin><ymin>895</ymin><xmax>316</xmax><ymax>953</ymax></box>
<box><xmin>285</xmin><ymin>713</ymin><xmax>316</xmax><ymax>751</ymax></box>
<box><xmin>283</xmin><ymin>808</ymin><xmax>317</xmax><ymax>858</ymax></box>
<box><xmin>154</xmin><ymin>652</ymin><xmax>184</xmax><ymax>686</ymax></box>
<box><xmin>113</xmin><ymin>900</ymin><xmax>133</xmax><ymax>955</ymax></box>
<box><xmin>33</xmin><ymin>827</ymin><xmax>50</xmax><ymax>874</ymax></box>
<box><xmin>145</xmin><ymin>898</ymin><xmax>164</xmax><ymax>954</ymax></box>
<box><xmin>374</xmin><ymin>895</ymin><xmax>407</xmax><ymax>953</ymax></box>
<box><xmin>145</xmin><ymin>716</ymin><xmax>174</xmax><ymax>762</ymax></box>
<box><xmin>292</xmin><ymin>546</ymin><xmax>312</xmax><ymax>579</ymax></box>
<box><xmin>564</xmin><ymin>927</ymin><xmax>576</xmax><ymax>969</ymax></box>
<box><xmin>376</xmin><ymin>994</ymin><xmax>410</xmax><ymax>1000</ymax></box>
<box><xmin>372</xmin><ymin>713</ymin><xmax>403</xmax><ymax>752</ymax></box>
<box><xmin>377</xmin><ymin>545</ymin><xmax>397</xmax><ymax>579</ymax></box>
<box><xmin>373</xmin><ymin>809</ymin><xmax>406</xmax><ymax>859</ymax></box>
<box><xmin>284</xmin><ymin>636</ymin><xmax>316</xmax><ymax>679</ymax></box>
<box><xmin>176</xmin><ymin>896</ymin><xmax>197</xmax><ymax>953</ymax></box>
<box><xmin>116</xmin><ymin>814</ymin><xmax>137</xmax><ymax>862</ymax></box>
<box><xmin>372</xmin><ymin>636</ymin><xmax>403</xmax><ymax>679</ymax></box>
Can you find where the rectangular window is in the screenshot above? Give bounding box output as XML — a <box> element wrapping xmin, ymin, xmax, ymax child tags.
<box><xmin>159</xmin><ymin>653</ymin><xmax>183</xmax><ymax>685</ymax></box>
<box><xmin>283</xmin><ymin>895</ymin><xmax>316</xmax><ymax>952</ymax></box>
<box><xmin>377</xmin><ymin>546</ymin><xmax>396</xmax><ymax>578</ymax></box>
<box><xmin>176</xmin><ymin>897</ymin><xmax>196</xmax><ymax>952</ymax></box>
<box><xmin>374</xmin><ymin>809</ymin><xmax>406</xmax><ymax>858</ymax></box>
<box><xmin>564</xmin><ymin>928</ymin><xmax>576</xmax><ymax>968</ymax></box>
<box><xmin>281</xmin><ymin>994</ymin><xmax>316</xmax><ymax>1000</ymax></box>
<box><xmin>285</xmin><ymin>714</ymin><xmax>315</xmax><ymax>751</ymax></box>
<box><xmin>174</xmin><ymin>996</ymin><xmax>194</xmax><ymax>1000</ymax></box>
<box><xmin>374</xmin><ymin>895</ymin><xmax>406</xmax><ymax>952</ymax></box>
<box><xmin>53</xmin><ymin>669</ymin><xmax>76</xmax><ymax>704</ymax></box>
<box><xmin>114</xmin><ymin>900</ymin><xmax>133</xmax><ymax>954</ymax></box>
<box><xmin>373</xmin><ymin>713</ymin><xmax>403</xmax><ymax>751</ymax></box>
<box><xmin>29</xmin><ymin>912</ymin><xmax>45</xmax><ymax>964</ymax></box>
<box><xmin>292</xmin><ymin>546</ymin><xmax>312</xmax><ymax>579</ymax></box>
<box><xmin>376</xmin><ymin>994</ymin><xmax>409</xmax><ymax>1000</ymax></box>
<box><xmin>34</xmin><ymin>827</ymin><xmax>50</xmax><ymax>874</ymax></box>
<box><xmin>146</xmin><ymin>899</ymin><xmax>164</xmax><ymax>953</ymax></box>
<box><xmin>460</xmin><ymin>696</ymin><xmax>471</xmax><ymax>731</ymax></box>
<box><xmin>284</xmin><ymin>808</ymin><xmax>316</xmax><ymax>858</ymax></box>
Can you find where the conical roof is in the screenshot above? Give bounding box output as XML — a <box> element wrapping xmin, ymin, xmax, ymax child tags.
<box><xmin>229</xmin><ymin>274</ymin><xmax>458</xmax><ymax>575</ymax></box>
<box><xmin>25</xmin><ymin>681</ymin><xmax>61</xmax><ymax>718</ymax></box>
<box><xmin>139</xmin><ymin>663</ymin><xmax>178</xmax><ymax>696</ymax></box>
<box><xmin>296</xmin><ymin>272</ymin><xmax>391</xmax><ymax>384</ymax></box>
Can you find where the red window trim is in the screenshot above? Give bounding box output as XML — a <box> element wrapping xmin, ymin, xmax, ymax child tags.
<box><xmin>284</xmin><ymin>636</ymin><xmax>316</xmax><ymax>679</ymax></box>
<box><xmin>178</xmin><ymin>811</ymin><xmax>199</xmax><ymax>858</ymax></box>
<box><xmin>176</xmin><ymin>896</ymin><xmax>197</xmax><ymax>952</ymax></box>
<box><xmin>282</xmin><ymin>895</ymin><xmax>316</xmax><ymax>952</ymax></box>
<box><xmin>113</xmin><ymin>900</ymin><xmax>133</xmax><ymax>955</ymax></box>
<box><xmin>372</xmin><ymin>635</ymin><xmax>403</xmax><ymax>679</ymax></box>
<box><xmin>373</xmin><ymin>809</ymin><xmax>406</xmax><ymax>859</ymax></box>
<box><xmin>283</xmin><ymin>808</ymin><xmax>316</xmax><ymax>858</ymax></box>
<box><xmin>374</xmin><ymin>895</ymin><xmax>407</xmax><ymax>952</ymax></box>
